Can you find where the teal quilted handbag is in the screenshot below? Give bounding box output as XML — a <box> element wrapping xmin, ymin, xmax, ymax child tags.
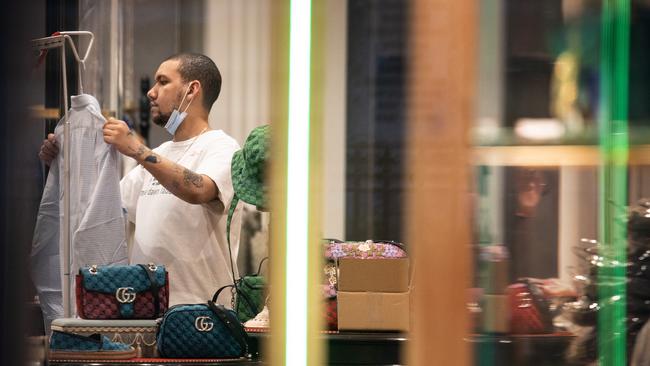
<box><xmin>76</xmin><ymin>264</ymin><xmax>169</xmax><ymax>319</ymax></box>
<box><xmin>156</xmin><ymin>298</ymin><xmax>249</xmax><ymax>359</ymax></box>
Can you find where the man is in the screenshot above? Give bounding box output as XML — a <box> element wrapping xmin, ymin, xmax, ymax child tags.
<box><xmin>40</xmin><ymin>53</ymin><xmax>242</xmax><ymax>306</ymax></box>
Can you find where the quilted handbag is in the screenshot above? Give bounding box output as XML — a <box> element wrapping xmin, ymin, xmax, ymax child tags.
<box><xmin>236</xmin><ymin>257</ymin><xmax>268</xmax><ymax>322</ymax></box>
<box><xmin>324</xmin><ymin>296</ymin><xmax>338</xmax><ymax>330</ymax></box>
<box><xmin>214</xmin><ymin>257</ymin><xmax>268</xmax><ymax>323</ymax></box>
<box><xmin>322</xmin><ymin>262</ymin><xmax>338</xmax><ymax>330</ymax></box>
<box><xmin>507</xmin><ymin>279</ymin><xmax>554</xmax><ymax>334</ymax></box>
<box><xmin>156</xmin><ymin>296</ymin><xmax>249</xmax><ymax>358</ymax></box>
<box><xmin>76</xmin><ymin>264</ymin><xmax>168</xmax><ymax>319</ymax></box>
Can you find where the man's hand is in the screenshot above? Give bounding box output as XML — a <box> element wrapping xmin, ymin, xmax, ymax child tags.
<box><xmin>103</xmin><ymin>118</ymin><xmax>146</xmax><ymax>158</ymax></box>
<box><xmin>38</xmin><ymin>133</ymin><xmax>59</xmax><ymax>166</ymax></box>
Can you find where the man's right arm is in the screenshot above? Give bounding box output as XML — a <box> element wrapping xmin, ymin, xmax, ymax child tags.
<box><xmin>38</xmin><ymin>133</ymin><xmax>59</xmax><ymax>166</ymax></box>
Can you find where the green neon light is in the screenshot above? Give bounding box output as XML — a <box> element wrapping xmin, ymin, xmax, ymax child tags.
<box><xmin>598</xmin><ymin>0</ymin><xmax>629</xmax><ymax>365</ymax></box>
<box><xmin>285</xmin><ymin>0</ymin><xmax>312</xmax><ymax>365</ymax></box>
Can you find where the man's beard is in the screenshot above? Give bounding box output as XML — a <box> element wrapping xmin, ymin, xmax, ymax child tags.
<box><xmin>152</xmin><ymin>110</ymin><xmax>171</xmax><ymax>127</ymax></box>
<box><xmin>152</xmin><ymin>91</ymin><xmax>184</xmax><ymax>127</ymax></box>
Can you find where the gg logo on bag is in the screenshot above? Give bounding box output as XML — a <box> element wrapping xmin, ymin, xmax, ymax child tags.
<box><xmin>115</xmin><ymin>287</ymin><xmax>136</xmax><ymax>303</ymax></box>
<box><xmin>195</xmin><ymin>316</ymin><xmax>214</xmax><ymax>332</ymax></box>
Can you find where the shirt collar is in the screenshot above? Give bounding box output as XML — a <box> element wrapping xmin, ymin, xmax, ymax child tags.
<box><xmin>71</xmin><ymin>94</ymin><xmax>100</xmax><ymax>110</ymax></box>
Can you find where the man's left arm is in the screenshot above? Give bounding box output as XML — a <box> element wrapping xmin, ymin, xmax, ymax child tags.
<box><xmin>103</xmin><ymin>118</ymin><xmax>218</xmax><ymax>205</ymax></box>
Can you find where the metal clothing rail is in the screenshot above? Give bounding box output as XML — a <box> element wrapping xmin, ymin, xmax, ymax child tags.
<box><xmin>31</xmin><ymin>31</ymin><xmax>95</xmax><ymax>318</ymax></box>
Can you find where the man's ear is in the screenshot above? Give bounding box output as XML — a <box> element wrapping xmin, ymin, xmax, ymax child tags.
<box><xmin>188</xmin><ymin>80</ymin><xmax>201</xmax><ymax>98</ymax></box>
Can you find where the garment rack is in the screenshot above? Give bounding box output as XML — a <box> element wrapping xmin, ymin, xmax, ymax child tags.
<box><xmin>32</xmin><ymin>31</ymin><xmax>95</xmax><ymax>318</ymax></box>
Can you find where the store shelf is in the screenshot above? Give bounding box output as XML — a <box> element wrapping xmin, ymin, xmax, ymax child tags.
<box><xmin>473</xmin><ymin>145</ymin><xmax>650</xmax><ymax>166</ymax></box>
<box><xmin>28</xmin><ymin>106</ymin><xmax>116</xmax><ymax>120</ymax></box>
<box><xmin>30</xmin><ymin>105</ymin><xmax>60</xmax><ymax>119</ymax></box>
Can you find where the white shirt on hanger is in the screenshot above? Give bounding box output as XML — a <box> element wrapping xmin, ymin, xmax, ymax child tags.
<box><xmin>31</xmin><ymin>94</ymin><xmax>128</xmax><ymax>330</ymax></box>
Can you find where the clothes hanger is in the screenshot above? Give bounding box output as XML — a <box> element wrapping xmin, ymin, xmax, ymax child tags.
<box><xmin>58</xmin><ymin>31</ymin><xmax>94</xmax><ymax>94</ymax></box>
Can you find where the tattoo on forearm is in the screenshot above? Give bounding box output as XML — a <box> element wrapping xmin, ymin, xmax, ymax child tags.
<box><xmin>144</xmin><ymin>153</ymin><xmax>159</xmax><ymax>164</ymax></box>
<box><xmin>128</xmin><ymin>144</ymin><xmax>147</xmax><ymax>158</ymax></box>
<box><xmin>136</xmin><ymin>146</ymin><xmax>146</xmax><ymax>157</ymax></box>
<box><xmin>183</xmin><ymin>168</ymin><xmax>204</xmax><ymax>188</ymax></box>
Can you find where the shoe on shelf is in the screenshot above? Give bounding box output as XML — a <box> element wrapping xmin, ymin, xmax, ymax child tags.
<box><xmin>48</xmin><ymin>330</ymin><xmax>136</xmax><ymax>360</ymax></box>
<box><xmin>244</xmin><ymin>305</ymin><xmax>270</xmax><ymax>328</ymax></box>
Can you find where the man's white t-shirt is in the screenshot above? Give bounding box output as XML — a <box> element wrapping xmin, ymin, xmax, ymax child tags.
<box><xmin>120</xmin><ymin>129</ymin><xmax>242</xmax><ymax>306</ymax></box>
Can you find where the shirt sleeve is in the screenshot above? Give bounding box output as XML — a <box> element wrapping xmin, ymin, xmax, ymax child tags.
<box><xmin>195</xmin><ymin>138</ymin><xmax>240</xmax><ymax>213</ymax></box>
<box><xmin>120</xmin><ymin>164</ymin><xmax>146</xmax><ymax>223</ymax></box>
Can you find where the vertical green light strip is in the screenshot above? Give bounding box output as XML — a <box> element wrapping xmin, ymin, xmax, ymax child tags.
<box><xmin>285</xmin><ymin>0</ymin><xmax>312</xmax><ymax>365</ymax></box>
<box><xmin>598</xmin><ymin>0</ymin><xmax>630</xmax><ymax>365</ymax></box>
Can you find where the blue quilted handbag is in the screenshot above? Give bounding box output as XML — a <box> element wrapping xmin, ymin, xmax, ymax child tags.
<box><xmin>76</xmin><ymin>264</ymin><xmax>169</xmax><ymax>319</ymax></box>
<box><xmin>156</xmin><ymin>298</ymin><xmax>249</xmax><ymax>359</ymax></box>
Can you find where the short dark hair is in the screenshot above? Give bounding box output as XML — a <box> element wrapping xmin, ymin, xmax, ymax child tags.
<box><xmin>165</xmin><ymin>53</ymin><xmax>222</xmax><ymax>111</ymax></box>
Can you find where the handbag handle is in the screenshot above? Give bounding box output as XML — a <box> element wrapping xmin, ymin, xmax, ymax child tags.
<box><xmin>137</xmin><ymin>264</ymin><xmax>161</xmax><ymax>318</ymax></box>
<box><xmin>212</xmin><ymin>284</ymin><xmax>235</xmax><ymax>304</ymax></box>
<box><xmin>255</xmin><ymin>257</ymin><xmax>269</xmax><ymax>276</ymax></box>
<box><xmin>207</xmin><ymin>300</ymin><xmax>250</xmax><ymax>356</ymax></box>
<box><xmin>212</xmin><ymin>284</ymin><xmax>259</xmax><ymax>317</ymax></box>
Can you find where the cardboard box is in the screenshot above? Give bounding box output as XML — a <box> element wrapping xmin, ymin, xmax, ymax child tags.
<box><xmin>338</xmin><ymin>258</ymin><xmax>410</xmax><ymax>292</ymax></box>
<box><xmin>337</xmin><ymin>291</ymin><xmax>410</xmax><ymax>331</ymax></box>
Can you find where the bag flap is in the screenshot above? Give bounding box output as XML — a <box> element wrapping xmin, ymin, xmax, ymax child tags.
<box><xmin>239</xmin><ymin>275</ymin><xmax>266</xmax><ymax>290</ymax></box>
<box><xmin>80</xmin><ymin>265</ymin><xmax>166</xmax><ymax>294</ymax></box>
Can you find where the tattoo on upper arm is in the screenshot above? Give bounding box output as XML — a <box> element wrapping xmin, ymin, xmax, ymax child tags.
<box><xmin>183</xmin><ymin>168</ymin><xmax>204</xmax><ymax>188</ymax></box>
<box><xmin>144</xmin><ymin>153</ymin><xmax>159</xmax><ymax>164</ymax></box>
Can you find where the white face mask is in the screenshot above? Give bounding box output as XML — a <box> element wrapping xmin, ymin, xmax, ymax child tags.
<box><xmin>164</xmin><ymin>83</ymin><xmax>195</xmax><ymax>135</ymax></box>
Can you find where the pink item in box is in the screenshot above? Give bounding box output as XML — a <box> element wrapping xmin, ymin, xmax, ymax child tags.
<box><xmin>324</xmin><ymin>239</ymin><xmax>407</xmax><ymax>260</ymax></box>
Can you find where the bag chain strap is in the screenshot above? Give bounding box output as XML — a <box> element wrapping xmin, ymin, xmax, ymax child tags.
<box><xmin>137</xmin><ymin>264</ymin><xmax>161</xmax><ymax>318</ymax></box>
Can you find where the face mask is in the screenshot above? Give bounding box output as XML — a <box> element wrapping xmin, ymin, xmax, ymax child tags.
<box><xmin>164</xmin><ymin>83</ymin><xmax>195</xmax><ymax>135</ymax></box>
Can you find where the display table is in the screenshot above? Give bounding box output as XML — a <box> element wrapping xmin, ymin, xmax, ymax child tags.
<box><xmin>47</xmin><ymin>330</ymin><xmax>406</xmax><ymax>366</ymax></box>
<box><xmin>46</xmin><ymin>330</ymin><xmax>573</xmax><ymax>365</ymax></box>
